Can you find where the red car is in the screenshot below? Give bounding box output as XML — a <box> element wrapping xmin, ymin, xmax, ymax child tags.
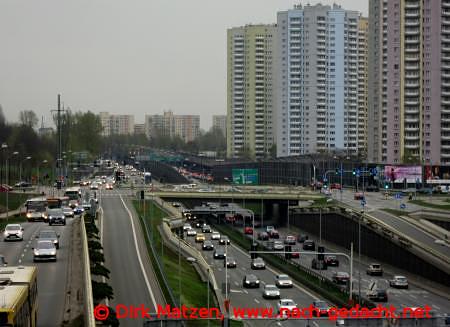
<box><xmin>0</xmin><ymin>184</ymin><xmax>13</xmax><ymax>192</ymax></box>
<box><xmin>312</xmin><ymin>300</ymin><xmax>331</xmax><ymax>317</ymax></box>
<box><xmin>290</xmin><ymin>248</ymin><xmax>300</xmax><ymax>258</ymax></box>
<box><xmin>330</xmin><ymin>183</ymin><xmax>342</xmax><ymax>190</ymax></box>
<box><xmin>244</xmin><ymin>227</ymin><xmax>254</xmax><ymax>235</ymax></box>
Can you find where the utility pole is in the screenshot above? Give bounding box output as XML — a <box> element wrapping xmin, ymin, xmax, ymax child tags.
<box><xmin>51</xmin><ymin>94</ymin><xmax>65</xmax><ymax>191</ymax></box>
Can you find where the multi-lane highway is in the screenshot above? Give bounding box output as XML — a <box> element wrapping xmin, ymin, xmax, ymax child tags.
<box><xmin>100</xmin><ymin>188</ymin><xmax>166</xmax><ymax>327</ymax></box>
<box><xmin>0</xmin><ymin>216</ymin><xmax>75</xmax><ymax>326</ymax></box>
<box><xmin>183</xmin><ymin>227</ymin><xmax>336</xmax><ymax>326</ymax></box>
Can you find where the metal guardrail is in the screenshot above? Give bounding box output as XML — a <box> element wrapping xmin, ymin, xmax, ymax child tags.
<box><xmin>160</xmin><ymin>223</ymin><xmax>226</xmax><ymax>314</ymax></box>
<box><xmin>80</xmin><ymin>215</ymin><xmax>96</xmax><ymax>327</ymax></box>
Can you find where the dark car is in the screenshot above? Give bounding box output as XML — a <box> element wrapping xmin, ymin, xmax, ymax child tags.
<box><xmin>324</xmin><ymin>255</ymin><xmax>339</xmax><ymax>267</ymax></box>
<box><xmin>219</xmin><ymin>236</ymin><xmax>230</xmax><ymax>245</ymax></box>
<box><xmin>195</xmin><ymin>220</ymin><xmax>205</xmax><ymax>228</ymax></box>
<box><xmin>297</xmin><ymin>234</ymin><xmax>308</xmax><ymax>243</ymax></box>
<box><xmin>224</xmin><ymin>257</ymin><xmax>237</xmax><ymax>268</ymax></box>
<box><xmin>213</xmin><ymin>248</ymin><xmax>226</xmax><ymax>259</ymax></box>
<box><xmin>367</xmin><ymin>289</ymin><xmax>388</xmax><ymax>302</ymax></box>
<box><xmin>202</xmin><ymin>241</ymin><xmax>214</xmax><ymax>251</ymax></box>
<box><xmin>302</xmin><ymin>240</ymin><xmax>315</xmax><ymax>251</ymax></box>
<box><xmin>48</xmin><ymin>208</ymin><xmax>66</xmax><ymax>226</ymax></box>
<box><xmin>243</xmin><ymin>274</ymin><xmax>260</xmax><ymax>288</ymax></box>
<box><xmin>251</xmin><ymin>257</ymin><xmax>266</xmax><ymax>270</ymax></box>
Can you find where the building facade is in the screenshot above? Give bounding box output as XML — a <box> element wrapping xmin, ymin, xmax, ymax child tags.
<box><xmin>368</xmin><ymin>0</ymin><xmax>450</xmax><ymax>165</ymax></box>
<box><xmin>227</xmin><ymin>24</ymin><xmax>276</xmax><ymax>159</ymax></box>
<box><xmin>275</xmin><ymin>4</ymin><xmax>366</xmax><ymax>157</ymax></box>
<box><xmin>99</xmin><ymin>112</ymin><xmax>134</xmax><ymax>136</ymax></box>
<box><xmin>212</xmin><ymin>115</ymin><xmax>227</xmax><ymax>137</ymax></box>
<box><xmin>145</xmin><ymin>111</ymin><xmax>200</xmax><ymax>143</ymax></box>
<box><xmin>134</xmin><ymin>124</ymin><xmax>145</xmax><ymax>135</ymax></box>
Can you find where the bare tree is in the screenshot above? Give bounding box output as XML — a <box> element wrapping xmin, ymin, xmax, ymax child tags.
<box><xmin>19</xmin><ymin>110</ymin><xmax>38</xmax><ymax>128</ymax></box>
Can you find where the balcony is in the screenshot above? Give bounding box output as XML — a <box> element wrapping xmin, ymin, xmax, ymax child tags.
<box><xmin>405</xmin><ymin>2</ymin><xmax>420</xmax><ymax>9</ymax></box>
<box><xmin>405</xmin><ymin>20</ymin><xmax>420</xmax><ymax>27</ymax></box>
<box><xmin>405</xmin><ymin>99</ymin><xmax>420</xmax><ymax>105</ymax></box>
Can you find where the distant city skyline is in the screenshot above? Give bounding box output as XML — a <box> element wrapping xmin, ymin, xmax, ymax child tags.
<box><xmin>0</xmin><ymin>0</ymin><xmax>367</xmax><ymax>130</ymax></box>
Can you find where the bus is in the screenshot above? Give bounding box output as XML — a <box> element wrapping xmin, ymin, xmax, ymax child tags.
<box><xmin>25</xmin><ymin>197</ymin><xmax>48</xmax><ymax>222</ymax></box>
<box><xmin>64</xmin><ymin>187</ymin><xmax>82</xmax><ymax>208</ymax></box>
<box><xmin>0</xmin><ymin>266</ymin><xmax>38</xmax><ymax>327</ymax></box>
<box><xmin>47</xmin><ymin>196</ymin><xmax>69</xmax><ymax>209</ymax></box>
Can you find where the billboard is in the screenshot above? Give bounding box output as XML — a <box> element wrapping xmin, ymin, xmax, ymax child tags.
<box><xmin>384</xmin><ymin>166</ymin><xmax>422</xmax><ymax>183</ymax></box>
<box><xmin>425</xmin><ymin>165</ymin><xmax>450</xmax><ymax>182</ymax></box>
<box><xmin>232</xmin><ymin>169</ymin><xmax>259</xmax><ymax>185</ymax></box>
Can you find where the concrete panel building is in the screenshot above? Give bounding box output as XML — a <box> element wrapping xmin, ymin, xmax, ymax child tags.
<box><xmin>227</xmin><ymin>24</ymin><xmax>276</xmax><ymax>159</ymax></box>
<box><xmin>145</xmin><ymin>111</ymin><xmax>200</xmax><ymax>143</ymax></box>
<box><xmin>275</xmin><ymin>4</ymin><xmax>366</xmax><ymax>157</ymax></box>
<box><xmin>99</xmin><ymin>112</ymin><xmax>134</xmax><ymax>136</ymax></box>
<box><xmin>368</xmin><ymin>0</ymin><xmax>450</xmax><ymax>165</ymax></box>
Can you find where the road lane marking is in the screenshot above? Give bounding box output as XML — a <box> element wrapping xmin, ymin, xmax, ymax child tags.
<box><xmin>234</xmin><ymin>281</ymin><xmax>239</xmax><ymax>286</ymax></box>
<box><xmin>409</xmin><ymin>294</ymin><xmax>417</xmax><ymax>299</ymax></box>
<box><xmin>231</xmin><ymin>243</ymin><xmax>319</xmax><ymax>300</ymax></box>
<box><xmin>433</xmin><ymin>305</ymin><xmax>440</xmax><ymax>310</ymax></box>
<box><xmin>313</xmin><ymin>322</ymin><xmax>319</xmax><ymax>327</ymax></box>
<box><xmin>276</xmin><ymin>322</ymin><xmax>282</xmax><ymax>326</ymax></box>
<box><xmin>254</xmin><ymin>299</ymin><xmax>260</xmax><ymax>304</ymax></box>
<box><xmin>120</xmin><ymin>195</ymin><xmax>157</xmax><ymax>310</ymax></box>
<box><xmin>243</xmin><ymin>290</ymin><xmax>248</xmax><ymax>294</ymax></box>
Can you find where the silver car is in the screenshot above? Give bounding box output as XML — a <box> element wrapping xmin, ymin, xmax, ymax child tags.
<box><xmin>263</xmin><ymin>284</ymin><xmax>280</xmax><ymax>299</ymax></box>
<box><xmin>62</xmin><ymin>206</ymin><xmax>74</xmax><ymax>218</ymax></box>
<box><xmin>3</xmin><ymin>224</ymin><xmax>24</xmax><ymax>241</ymax></box>
<box><xmin>275</xmin><ymin>274</ymin><xmax>293</xmax><ymax>288</ymax></box>
<box><xmin>251</xmin><ymin>257</ymin><xmax>266</xmax><ymax>270</ymax></box>
<box><xmin>389</xmin><ymin>276</ymin><xmax>409</xmax><ymax>289</ymax></box>
<box><xmin>37</xmin><ymin>230</ymin><xmax>60</xmax><ymax>249</ymax></box>
<box><xmin>33</xmin><ymin>240</ymin><xmax>57</xmax><ymax>262</ymax></box>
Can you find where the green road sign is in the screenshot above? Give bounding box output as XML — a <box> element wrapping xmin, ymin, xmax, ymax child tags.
<box><xmin>232</xmin><ymin>168</ymin><xmax>259</xmax><ymax>185</ymax></box>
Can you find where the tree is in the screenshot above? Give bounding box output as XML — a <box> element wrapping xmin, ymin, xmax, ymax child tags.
<box><xmin>18</xmin><ymin>110</ymin><xmax>38</xmax><ymax>128</ymax></box>
<box><xmin>0</xmin><ymin>104</ymin><xmax>5</xmax><ymax>126</ymax></box>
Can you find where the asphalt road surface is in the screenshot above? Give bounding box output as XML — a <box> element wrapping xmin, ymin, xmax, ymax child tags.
<box><xmin>0</xmin><ymin>217</ymin><xmax>75</xmax><ymax>327</ymax></box>
<box><xmin>101</xmin><ymin>189</ymin><xmax>166</xmax><ymax>327</ymax></box>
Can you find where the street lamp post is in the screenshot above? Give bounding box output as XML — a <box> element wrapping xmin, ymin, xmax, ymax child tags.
<box><xmin>5</xmin><ymin>149</ymin><xmax>19</xmax><ymax>221</ymax></box>
<box><xmin>19</xmin><ymin>156</ymin><xmax>31</xmax><ymax>182</ymax></box>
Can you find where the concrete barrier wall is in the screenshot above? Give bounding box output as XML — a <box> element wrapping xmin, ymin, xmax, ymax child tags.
<box><xmin>81</xmin><ymin>216</ymin><xmax>96</xmax><ymax>326</ymax></box>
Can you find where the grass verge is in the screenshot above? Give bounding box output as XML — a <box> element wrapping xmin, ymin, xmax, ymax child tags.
<box><xmin>0</xmin><ymin>192</ymin><xmax>38</xmax><ymax>213</ymax></box>
<box><xmin>0</xmin><ymin>215</ymin><xmax>26</xmax><ymax>230</ymax></box>
<box><xmin>133</xmin><ymin>200</ymin><xmax>224</xmax><ymax>327</ymax></box>
<box><xmin>410</xmin><ymin>199</ymin><xmax>450</xmax><ymax>210</ymax></box>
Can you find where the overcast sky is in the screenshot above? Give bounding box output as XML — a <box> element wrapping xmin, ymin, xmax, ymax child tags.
<box><xmin>0</xmin><ymin>0</ymin><xmax>367</xmax><ymax>130</ymax></box>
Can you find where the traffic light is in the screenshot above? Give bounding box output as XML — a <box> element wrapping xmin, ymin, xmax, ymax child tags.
<box><xmin>352</xmin><ymin>169</ymin><xmax>356</xmax><ymax>176</ymax></box>
<box><xmin>384</xmin><ymin>183</ymin><xmax>389</xmax><ymax>190</ymax></box>
<box><xmin>335</xmin><ymin>168</ymin><xmax>340</xmax><ymax>175</ymax></box>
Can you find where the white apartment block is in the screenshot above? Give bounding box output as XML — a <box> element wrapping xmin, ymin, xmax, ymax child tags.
<box><xmin>99</xmin><ymin>112</ymin><xmax>134</xmax><ymax>136</ymax></box>
<box><xmin>275</xmin><ymin>4</ymin><xmax>366</xmax><ymax>157</ymax></box>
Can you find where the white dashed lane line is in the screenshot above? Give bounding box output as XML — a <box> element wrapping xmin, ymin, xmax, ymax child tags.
<box><xmin>254</xmin><ymin>299</ymin><xmax>260</xmax><ymax>304</ymax></box>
